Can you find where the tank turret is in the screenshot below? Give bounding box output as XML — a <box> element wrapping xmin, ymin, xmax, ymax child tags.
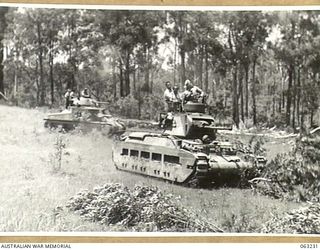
<box><xmin>159</xmin><ymin>102</ymin><xmax>231</xmax><ymax>141</ymax></box>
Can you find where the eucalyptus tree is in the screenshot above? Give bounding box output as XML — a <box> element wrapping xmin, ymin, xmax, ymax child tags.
<box><xmin>97</xmin><ymin>10</ymin><xmax>164</xmax><ymax>97</ymax></box>
<box><xmin>0</xmin><ymin>7</ymin><xmax>8</xmax><ymax>98</ymax></box>
<box><xmin>58</xmin><ymin>9</ymin><xmax>103</xmax><ymax>93</ymax></box>
<box><xmin>223</xmin><ymin>11</ymin><xmax>271</xmax><ymax>126</ymax></box>
<box><xmin>5</xmin><ymin>7</ymin><xmax>50</xmax><ymax>105</ymax></box>
<box><xmin>272</xmin><ymin>11</ymin><xmax>320</xmax><ymax>128</ymax></box>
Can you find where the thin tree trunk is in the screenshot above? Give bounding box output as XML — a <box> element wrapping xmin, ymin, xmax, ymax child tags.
<box><xmin>281</xmin><ymin>66</ymin><xmax>286</xmax><ymax>112</ymax></box>
<box><xmin>144</xmin><ymin>46</ymin><xmax>149</xmax><ymax>93</ymax></box>
<box><xmin>199</xmin><ymin>45</ymin><xmax>203</xmax><ymax>89</ymax></box>
<box><xmin>272</xmin><ymin>77</ymin><xmax>276</xmax><ymax>117</ymax></box>
<box><xmin>286</xmin><ymin>64</ymin><xmax>293</xmax><ymax>126</ymax></box>
<box><xmin>204</xmin><ymin>47</ymin><xmax>209</xmax><ymax>93</ymax></box>
<box><xmin>292</xmin><ymin>67</ymin><xmax>296</xmax><ymax>129</ymax></box>
<box><xmin>180</xmin><ymin>48</ymin><xmax>186</xmax><ymax>84</ymax></box>
<box><xmin>125</xmin><ymin>50</ymin><xmax>130</xmax><ymax>96</ymax></box>
<box><xmin>112</xmin><ymin>58</ymin><xmax>117</xmax><ymax>100</ymax></box>
<box><xmin>244</xmin><ymin>63</ymin><xmax>249</xmax><ymax>118</ymax></box>
<box><xmin>232</xmin><ymin>65</ymin><xmax>239</xmax><ymax>127</ymax></box>
<box><xmin>252</xmin><ymin>58</ymin><xmax>257</xmax><ymax>125</ymax></box>
<box><xmin>173</xmin><ymin>38</ymin><xmax>177</xmax><ymax>86</ymax></box>
<box><xmin>0</xmin><ymin>7</ymin><xmax>8</xmax><ymax>97</ymax></box>
<box><xmin>119</xmin><ymin>59</ymin><xmax>124</xmax><ymax>97</ymax></box>
<box><xmin>35</xmin><ymin>60</ymin><xmax>40</xmax><ymax>105</ymax></box>
<box><xmin>13</xmin><ymin>68</ymin><xmax>17</xmax><ymax>100</ymax></box>
<box><xmin>296</xmin><ymin>66</ymin><xmax>301</xmax><ymax>128</ymax></box>
<box><xmin>133</xmin><ymin>69</ymin><xmax>136</xmax><ymax>94</ymax></box>
<box><xmin>0</xmin><ymin>42</ymin><xmax>4</xmax><ymax>96</ymax></box>
<box><xmin>150</xmin><ymin>69</ymin><xmax>153</xmax><ymax>94</ymax></box>
<box><xmin>37</xmin><ymin>21</ymin><xmax>45</xmax><ymax>106</ymax></box>
<box><xmin>138</xmin><ymin>85</ymin><xmax>141</xmax><ymax>119</ymax></box>
<box><xmin>239</xmin><ymin>66</ymin><xmax>244</xmax><ymax>123</ymax></box>
<box><xmin>49</xmin><ymin>39</ymin><xmax>54</xmax><ymax>105</ymax></box>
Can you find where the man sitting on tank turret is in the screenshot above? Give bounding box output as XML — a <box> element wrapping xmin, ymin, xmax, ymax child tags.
<box><xmin>182</xmin><ymin>79</ymin><xmax>205</xmax><ymax>104</ymax></box>
<box><xmin>79</xmin><ymin>88</ymin><xmax>97</xmax><ymax>107</ymax></box>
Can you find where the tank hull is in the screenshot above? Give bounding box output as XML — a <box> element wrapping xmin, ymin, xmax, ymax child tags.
<box><xmin>112</xmin><ymin>132</ymin><xmax>212</xmax><ymax>185</ymax></box>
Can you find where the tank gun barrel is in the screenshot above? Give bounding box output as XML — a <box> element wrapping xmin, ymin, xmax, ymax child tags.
<box><xmin>95</xmin><ymin>101</ymin><xmax>108</xmax><ymax>104</ymax></box>
<box><xmin>208</xmin><ymin>126</ymin><xmax>233</xmax><ymax>131</ymax></box>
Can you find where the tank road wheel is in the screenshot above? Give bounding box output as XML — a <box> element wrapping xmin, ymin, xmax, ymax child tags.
<box><xmin>186</xmin><ymin>175</ymin><xmax>200</xmax><ymax>188</ymax></box>
<box><xmin>183</xmin><ymin>172</ymin><xmax>201</xmax><ymax>188</ymax></box>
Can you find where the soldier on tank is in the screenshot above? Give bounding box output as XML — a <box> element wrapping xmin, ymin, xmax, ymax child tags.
<box><xmin>79</xmin><ymin>88</ymin><xmax>97</xmax><ymax>106</ymax></box>
<box><xmin>182</xmin><ymin>79</ymin><xmax>205</xmax><ymax>104</ymax></box>
<box><xmin>64</xmin><ymin>88</ymin><xmax>75</xmax><ymax>109</ymax></box>
<box><xmin>163</xmin><ymin>81</ymin><xmax>175</xmax><ymax>112</ymax></box>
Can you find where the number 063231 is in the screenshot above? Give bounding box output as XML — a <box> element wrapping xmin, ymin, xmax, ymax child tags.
<box><xmin>300</xmin><ymin>244</ymin><xmax>318</xmax><ymax>249</ymax></box>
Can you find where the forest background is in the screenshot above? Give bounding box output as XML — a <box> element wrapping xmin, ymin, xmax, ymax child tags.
<box><xmin>1</xmin><ymin>7</ymin><xmax>320</xmax><ymax>130</ymax></box>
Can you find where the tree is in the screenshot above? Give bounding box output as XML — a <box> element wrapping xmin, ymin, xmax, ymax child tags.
<box><xmin>223</xmin><ymin>11</ymin><xmax>271</xmax><ymax>127</ymax></box>
<box><xmin>0</xmin><ymin>7</ymin><xmax>8</xmax><ymax>98</ymax></box>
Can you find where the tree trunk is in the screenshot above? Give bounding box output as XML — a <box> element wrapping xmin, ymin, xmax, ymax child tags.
<box><xmin>180</xmin><ymin>47</ymin><xmax>186</xmax><ymax>84</ymax></box>
<box><xmin>37</xmin><ymin>21</ymin><xmax>45</xmax><ymax>106</ymax></box>
<box><xmin>119</xmin><ymin>59</ymin><xmax>124</xmax><ymax>97</ymax></box>
<box><xmin>244</xmin><ymin>63</ymin><xmax>249</xmax><ymax>118</ymax></box>
<box><xmin>239</xmin><ymin>66</ymin><xmax>244</xmax><ymax>123</ymax></box>
<box><xmin>286</xmin><ymin>64</ymin><xmax>293</xmax><ymax>126</ymax></box>
<box><xmin>292</xmin><ymin>66</ymin><xmax>296</xmax><ymax>129</ymax></box>
<box><xmin>35</xmin><ymin>60</ymin><xmax>40</xmax><ymax>105</ymax></box>
<box><xmin>144</xmin><ymin>46</ymin><xmax>149</xmax><ymax>93</ymax></box>
<box><xmin>173</xmin><ymin>38</ymin><xmax>177</xmax><ymax>86</ymax></box>
<box><xmin>150</xmin><ymin>68</ymin><xmax>154</xmax><ymax>94</ymax></box>
<box><xmin>13</xmin><ymin>67</ymin><xmax>17</xmax><ymax>101</ymax></box>
<box><xmin>0</xmin><ymin>45</ymin><xmax>4</xmax><ymax>96</ymax></box>
<box><xmin>204</xmin><ymin>47</ymin><xmax>209</xmax><ymax>93</ymax></box>
<box><xmin>272</xmin><ymin>77</ymin><xmax>276</xmax><ymax>117</ymax></box>
<box><xmin>0</xmin><ymin>7</ymin><xmax>8</xmax><ymax>98</ymax></box>
<box><xmin>296</xmin><ymin>66</ymin><xmax>301</xmax><ymax>128</ymax></box>
<box><xmin>252</xmin><ymin>58</ymin><xmax>257</xmax><ymax>125</ymax></box>
<box><xmin>198</xmin><ymin>45</ymin><xmax>203</xmax><ymax>90</ymax></box>
<box><xmin>125</xmin><ymin>50</ymin><xmax>130</xmax><ymax>96</ymax></box>
<box><xmin>112</xmin><ymin>57</ymin><xmax>117</xmax><ymax>100</ymax></box>
<box><xmin>232</xmin><ymin>65</ymin><xmax>239</xmax><ymax>127</ymax></box>
<box><xmin>49</xmin><ymin>39</ymin><xmax>54</xmax><ymax>105</ymax></box>
<box><xmin>137</xmin><ymin>85</ymin><xmax>141</xmax><ymax>119</ymax></box>
<box><xmin>133</xmin><ymin>69</ymin><xmax>136</xmax><ymax>94</ymax></box>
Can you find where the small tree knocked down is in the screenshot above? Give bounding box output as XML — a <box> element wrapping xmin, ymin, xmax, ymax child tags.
<box><xmin>65</xmin><ymin>183</ymin><xmax>223</xmax><ymax>232</ymax></box>
<box><xmin>262</xmin><ymin>203</ymin><xmax>320</xmax><ymax>234</ymax></box>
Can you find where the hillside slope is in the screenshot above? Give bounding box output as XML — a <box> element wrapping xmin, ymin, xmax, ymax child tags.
<box><xmin>0</xmin><ymin>105</ymin><xmax>298</xmax><ymax>232</ymax></box>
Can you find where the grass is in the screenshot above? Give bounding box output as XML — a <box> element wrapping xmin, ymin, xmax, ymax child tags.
<box><xmin>0</xmin><ymin>104</ymin><xmax>300</xmax><ymax>232</ymax></box>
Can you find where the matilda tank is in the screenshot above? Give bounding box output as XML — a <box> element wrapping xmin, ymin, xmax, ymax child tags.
<box><xmin>44</xmin><ymin>105</ymin><xmax>125</xmax><ymax>135</ymax></box>
<box><xmin>113</xmin><ymin>101</ymin><xmax>259</xmax><ymax>186</ymax></box>
<box><xmin>112</xmin><ymin>131</ymin><xmax>212</xmax><ymax>185</ymax></box>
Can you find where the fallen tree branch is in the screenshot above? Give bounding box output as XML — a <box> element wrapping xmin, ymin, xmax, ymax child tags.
<box><xmin>0</xmin><ymin>91</ymin><xmax>8</xmax><ymax>101</ymax></box>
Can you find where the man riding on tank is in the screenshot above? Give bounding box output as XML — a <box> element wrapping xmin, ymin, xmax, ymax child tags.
<box><xmin>182</xmin><ymin>79</ymin><xmax>206</xmax><ymax>104</ymax></box>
